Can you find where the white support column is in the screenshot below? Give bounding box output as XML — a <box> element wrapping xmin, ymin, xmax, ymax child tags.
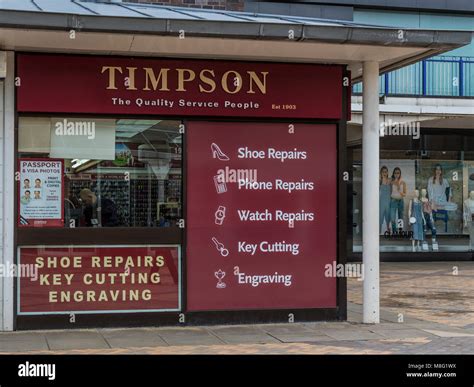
<box><xmin>362</xmin><ymin>61</ymin><xmax>380</xmax><ymax>324</ymax></box>
<box><xmin>1</xmin><ymin>51</ymin><xmax>15</xmax><ymax>331</ymax></box>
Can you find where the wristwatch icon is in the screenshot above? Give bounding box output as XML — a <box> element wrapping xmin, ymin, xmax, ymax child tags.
<box><xmin>215</xmin><ymin>206</ymin><xmax>226</xmax><ymax>225</ymax></box>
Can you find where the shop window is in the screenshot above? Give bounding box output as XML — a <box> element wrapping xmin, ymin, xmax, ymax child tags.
<box><xmin>351</xmin><ymin>133</ymin><xmax>474</xmax><ymax>253</ymax></box>
<box><xmin>18</xmin><ymin>117</ymin><xmax>182</xmax><ymax>228</ymax></box>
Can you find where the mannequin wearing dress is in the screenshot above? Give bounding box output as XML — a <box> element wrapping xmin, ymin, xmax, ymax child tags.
<box><xmin>463</xmin><ymin>190</ymin><xmax>474</xmax><ymax>228</ymax></box>
<box><xmin>463</xmin><ymin>191</ymin><xmax>474</xmax><ymax>251</ymax></box>
<box><xmin>409</xmin><ymin>190</ymin><xmax>425</xmax><ymax>251</ymax></box>
<box><xmin>421</xmin><ymin>188</ymin><xmax>438</xmax><ymax>251</ymax></box>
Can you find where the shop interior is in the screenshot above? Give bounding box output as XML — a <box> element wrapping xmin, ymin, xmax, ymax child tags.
<box><xmin>18</xmin><ymin>117</ymin><xmax>182</xmax><ymax>228</ymax></box>
<box><xmin>351</xmin><ymin>130</ymin><xmax>474</xmax><ymax>253</ymax></box>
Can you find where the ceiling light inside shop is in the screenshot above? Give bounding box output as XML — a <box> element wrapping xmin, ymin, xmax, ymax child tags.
<box><xmin>116</xmin><ymin>120</ymin><xmax>161</xmax><ymax>138</ymax></box>
<box><xmin>71</xmin><ymin>159</ymin><xmax>90</xmax><ymax>169</ymax></box>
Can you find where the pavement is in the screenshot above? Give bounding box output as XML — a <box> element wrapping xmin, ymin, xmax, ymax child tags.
<box><xmin>0</xmin><ymin>262</ymin><xmax>473</xmax><ymax>354</ymax></box>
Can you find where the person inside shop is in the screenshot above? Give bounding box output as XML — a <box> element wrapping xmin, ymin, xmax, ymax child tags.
<box><xmin>64</xmin><ymin>194</ymin><xmax>82</xmax><ymax>228</ymax></box>
<box><xmin>79</xmin><ymin>188</ymin><xmax>119</xmax><ymax>227</ymax></box>
<box><xmin>157</xmin><ymin>211</ymin><xmax>171</xmax><ymax>227</ymax></box>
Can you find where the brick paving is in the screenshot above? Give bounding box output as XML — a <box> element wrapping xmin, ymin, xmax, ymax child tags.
<box><xmin>348</xmin><ymin>262</ymin><xmax>474</xmax><ymax>328</ymax></box>
<box><xmin>0</xmin><ymin>262</ymin><xmax>472</xmax><ymax>354</ymax></box>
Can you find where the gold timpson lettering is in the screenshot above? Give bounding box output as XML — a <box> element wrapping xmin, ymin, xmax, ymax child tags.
<box><xmin>199</xmin><ymin>69</ymin><xmax>216</xmax><ymax>93</ymax></box>
<box><xmin>101</xmin><ymin>66</ymin><xmax>123</xmax><ymax>90</ymax></box>
<box><xmin>176</xmin><ymin>68</ymin><xmax>196</xmax><ymax>92</ymax></box>
<box><xmin>125</xmin><ymin>67</ymin><xmax>138</xmax><ymax>90</ymax></box>
<box><xmin>222</xmin><ymin>70</ymin><xmax>242</xmax><ymax>94</ymax></box>
<box><xmin>143</xmin><ymin>67</ymin><xmax>170</xmax><ymax>91</ymax></box>
<box><xmin>101</xmin><ymin>66</ymin><xmax>268</xmax><ymax>94</ymax></box>
<box><xmin>247</xmin><ymin>71</ymin><xmax>268</xmax><ymax>94</ymax></box>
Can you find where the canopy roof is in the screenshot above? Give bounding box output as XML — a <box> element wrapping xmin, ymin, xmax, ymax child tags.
<box><xmin>0</xmin><ymin>0</ymin><xmax>471</xmax><ymax>80</ymax></box>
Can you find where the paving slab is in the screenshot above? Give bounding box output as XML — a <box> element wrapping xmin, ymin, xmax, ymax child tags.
<box><xmin>319</xmin><ymin>329</ymin><xmax>385</xmax><ymax>341</ymax></box>
<box><xmin>405</xmin><ymin>321</ymin><xmax>464</xmax><ymax>330</ymax></box>
<box><xmin>269</xmin><ymin>333</ymin><xmax>335</xmax><ymax>343</ymax></box>
<box><xmin>421</xmin><ymin>329</ymin><xmax>474</xmax><ymax>338</ymax></box>
<box><xmin>368</xmin><ymin>323</ymin><xmax>419</xmax><ymax>331</ymax></box>
<box><xmin>156</xmin><ymin>327</ymin><xmax>224</xmax><ymax>346</ymax></box>
<box><xmin>0</xmin><ymin>332</ymin><xmax>48</xmax><ymax>352</ymax></box>
<box><xmin>347</xmin><ymin>303</ymin><xmax>363</xmax><ymax>312</ymax></box>
<box><xmin>303</xmin><ymin>322</ymin><xmax>356</xmax><ymax>330</ymax></box>
<box><xmin>45</xmin><ymin>331</ymin><xmax>110</xmax><ymax>350</ymax></box>
<box><xmin>347</xmin><ymin>311</ymin><xmax>363</xmax><ymax>323</ymax></box>
<box><xmin>259</xmin><ymin>323</ymin><xmax>314</xmax><ymax>335</ymax></box>
<box><xmin>379</xmin><ymin>310</ymin><xmax>424</xmax><ymax>324</ymax></box>
<box><xmin>370</xmin><ymin>328</ymin><xmax>435</xmax><ymax>339</ymax></box>
<box><xmin>100</xmin><ymin>328</ymin><xmax>169</xmax><ymax>348</ymax></box>
<box><xmin>208</xmin><ymin>326</ymin><xmax>278</xmax><ymax>344</ymax></box>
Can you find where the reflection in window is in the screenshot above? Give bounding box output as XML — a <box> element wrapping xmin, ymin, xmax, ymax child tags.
<box><xmin>351</xmin><ymin>141</ymin><xmax>474</xmax><ymax>253</ymax></box>
<box><xmin>18</xmin><ymin>117</ymin><xmax>182</xmax><ymax>228</ymax></box>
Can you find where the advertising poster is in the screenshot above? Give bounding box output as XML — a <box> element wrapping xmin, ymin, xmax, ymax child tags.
<box><xmin>465</xmin><ymin>162</ymin><xmax>474</xmax><ymax>195</ymax></box>
<box><xmin>18</xmin><ymin>245</ymin><xmax>181</xmax><ymax>314</ymax></box>
<box><xmin>379</xmin><ymin>159</ymin><xmax>416</xmax><ymax>234</ymax></box>
<box><xmin>18</xmin><ymin>158</ymin><xmax>64</xmax><ymax>228</ymax></box>
<box><xmin>186</xmin><ymin>122</ymin><xmax>337</xmax><ymax>311</ymax></box>
<box><xmin>418</xmin><ymin>160</ymin><xmax>463</xmax><ymax>235</ymax></box>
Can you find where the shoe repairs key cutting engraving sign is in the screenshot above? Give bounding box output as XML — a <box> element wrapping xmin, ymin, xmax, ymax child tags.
<box><xmin>186</xmin><ymin>122</ymin><xmax>337</xmax><ymax>311</ymax></box>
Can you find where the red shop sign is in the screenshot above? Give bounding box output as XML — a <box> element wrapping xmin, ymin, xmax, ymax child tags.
<box><xmin>17</xmin><ymin>54</ymin><xmax>343</xmax><ymax>119</ymax></box>
<box><xmin>18</xmin><ymin>245</ymin><xmax>181</xmax><ymax>314</ymax></box>
<box><xmin>186</xmin><ymin>122</ymin><xmax>337</xmax><ymax>311</ymax></box>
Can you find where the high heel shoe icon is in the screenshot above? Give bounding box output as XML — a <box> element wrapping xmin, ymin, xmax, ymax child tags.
<box><xmin>211</xmin><ymin>143</ymin><xmax>230</xmax><ymax>161</ymax></box>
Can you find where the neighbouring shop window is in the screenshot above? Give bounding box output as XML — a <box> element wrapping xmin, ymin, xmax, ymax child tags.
<box><xmin>352</xmin><ymin>132</ymin><xmax>474</xmax><ymax>253</ymax></box>
<box><xmin>18</xmin><ymin>117</ymin><xmax>182</xmax><ymax>228</ymax></box>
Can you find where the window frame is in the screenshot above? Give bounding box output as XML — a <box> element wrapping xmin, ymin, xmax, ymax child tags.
<box><xmin>16</xmin><ymin>113</ymin><xmax>184</xmax><ymax>246</ymax></box>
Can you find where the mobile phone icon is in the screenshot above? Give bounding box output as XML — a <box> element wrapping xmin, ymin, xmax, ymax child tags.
<box><xmin>214</xmin><ymin>175</ymin><xmax>227</xmax><ymax>194</ymax></box>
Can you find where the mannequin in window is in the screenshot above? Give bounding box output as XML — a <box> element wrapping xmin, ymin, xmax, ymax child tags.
<box><xmin>421</xmin><ymin>188</ymin><xmax>438</xmax><ymax>251</ymax></box>
<box><xmin>464</xmin><ymin>190</ymin><xmax>474</xmax><ymax>250</ymax></box>
<box><xmin>463</xmin><ymin>190</ymin><xmax>474</xmax><ymax>228</ymax></box>
<box><xmin>408</xmin><ymin>189</ymin><xmax>425</xmax><ymax>252</ymax></box>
